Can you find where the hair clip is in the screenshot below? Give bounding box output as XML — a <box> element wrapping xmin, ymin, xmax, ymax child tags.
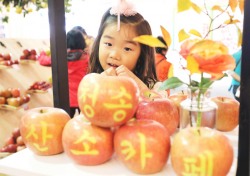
<box><xmin>110</xmin><ymin>0</ymin><xmax>137</xmax><ymax>31</ymax></box>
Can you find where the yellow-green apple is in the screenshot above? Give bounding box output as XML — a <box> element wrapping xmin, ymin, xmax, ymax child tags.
<box><xmin>78</xmin><ymin>73</ymin><xmax>140</xmax><ymax>128</ymax></box>
<box><xmin>20</xmin><ymin>107</ymin><xmax>70</xmax><ymax>155</ymax></box>
<box><xmin>6</xmin><ymin>97</ymin><xmax>21</xmax><ymax>107</ymax></box>
<box><xmin>114</xmin><ymin>119</ymin><xmax>171</xmax><ymax>174</ymax></box>
<box><xmin>62</xmin><ymin>114</ymin><xmax>114</xmax><ymax>165</ymax></box>
<box><xmin>171</xmin><ymin>127</ymin><xmax>234</xmax><ymax>176</ymax></box>
<box><xmin>135</xmin><ymin>93</ymin><xmax>179</xmax><ymax>135</ymax></box>
<box><xmin>211</xmin><ymin>96</ymin><xmax>239</xmax><ymax>131</ymax></box>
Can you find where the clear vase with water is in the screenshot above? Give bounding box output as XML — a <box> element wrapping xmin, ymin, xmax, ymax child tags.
<box><xmin>179</xmin><ymin>87</ymin><xmax>217</xmax><ymax>129</ymax></box>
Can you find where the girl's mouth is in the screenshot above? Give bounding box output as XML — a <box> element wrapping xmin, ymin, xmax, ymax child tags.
<box><xmin>108</xmin><ymin>63</ymin><xmax>119</xmax><ymax>68</ymax></box>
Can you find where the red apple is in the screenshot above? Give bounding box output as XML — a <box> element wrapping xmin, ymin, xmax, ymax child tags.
<box><xmin>135</xmin><ymin>96</ymin><xmax>179</xmax><ymax>135</ymax></box>
<box><xmin>114</xmin><ymin>119</ymin><xmax>171</xmax><ymax>174</ymax></box>
<box><xmin>171</xmin><ymin>127</ymin><xmax>234</xmax><ymax>176</ymax></box>
<box><xmin>0</xmin><ymin>97</ymin><xmax>6</xmax><ymax>104</ymax></box>
<box><xmin>62</xmin><ymin>114</ymin><xmax>114</xmax><ymax>165</ymax></box>
<box><xmin>11</xmin><ymin>88</ymin><xmax>21</xmax><ymax>98</ymax></box>
<box><xmin>20</xmin><ymin>107</ymin><xmax>71</xmax><ymax>155</ymax></box>
<box><xmin>23</xmin><ymin>49</ymin><xmax>30</xmax><ymax>56</ymax></box>
<box><xmin>3</xmin><ymin>53</ymin><xmax>11</xmax><ymax>60</ymax></box>
<box><xmin>211</xmin><ymin>96</ymin><xmax>240</xmax><ymax>131</ymax></box>
<box><xmin>78</xmin><ymin>73</ymin><xmax>140</xmax><ymax>128</ymax></box>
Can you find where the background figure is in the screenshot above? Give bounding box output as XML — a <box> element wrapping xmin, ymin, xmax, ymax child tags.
<box><xmin>67</xmin><ymin>29</ymin><xmax>89</xmax><ymax>117</ymax></box>
<box><xmin>88</xmin><ymin>6</ymin><xmax>159</xmax><ymax>93</ymax></box>
<box><xmin>72</xmin><ymin>26</ymin><xmax>95</xmax><ymax>54</ymax></box>
<box><xmin>228</xmin><ymin>48</ymin><xmax>241</xmax><ymax>102</ymax></box>
<box><xmin>155</xmin><ymin>36</ymin><xmax>171</xmax><ymax>82</ymax></box>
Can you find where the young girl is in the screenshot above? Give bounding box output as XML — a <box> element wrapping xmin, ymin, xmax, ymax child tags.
<box><xmin>67</xmin><ymin>29</ymin><xmax>89</xmax><ymax>117</ymax></box>
<box><xmin>88</xmin><ymin>1</ymin><xmax>159</xmax><ymax>93</ymax></box>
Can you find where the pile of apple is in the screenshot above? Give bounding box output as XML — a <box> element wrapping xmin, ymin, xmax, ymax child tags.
<box><xmin>0</xmin><ymin>128</ymin><xmax>26</xmax><ymax>153</ymax></box>
<box><xmin>19</xmin><ymin>73</ymin><xmax>235</xmax><ymax>176</ymax></box>
<box><xmin>0</xmin><ymin>88</ymin><xmax>30</xmax><ymax>107</ymax></box>
<box><xmin>19</xmin><ymin>49</ymin><xmax>37</xmax><ymax>61</ymax></box>
<box><xmin>169</xmin><ymin>91</ymin><xmax>240</xmax><ymax>132</ymax></box>
<box><xmin>27</xmin><ymin>81</ymin><xmax>52</xmax><ymax>92</ymax></box>
<box><xmin>0</xmin><ymin>53</ymin><xmax>19</xmax><ymax>67</ymax></box>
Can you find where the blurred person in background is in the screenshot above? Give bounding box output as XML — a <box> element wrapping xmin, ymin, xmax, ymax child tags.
<box><xmin>66</xmin><ymin>29</ymin><xmax>89</xmax><ymax>117</ymax></box>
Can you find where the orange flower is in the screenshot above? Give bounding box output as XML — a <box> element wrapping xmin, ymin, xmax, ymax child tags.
<box><xmin>186</xmin><ymin>40</ymin><xmax>236</xmax><ymax>78</ymax></box>
<box><xmin>179</xmin><ymin>39</ymin><xmax>200</xmax><ymax>59</ymax></box>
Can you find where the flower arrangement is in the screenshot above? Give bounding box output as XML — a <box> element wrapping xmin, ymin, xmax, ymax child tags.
<box><xmin>133</xmin><ymin>0</ymin><xmax>243</xmax><ymax>127</ymax></box>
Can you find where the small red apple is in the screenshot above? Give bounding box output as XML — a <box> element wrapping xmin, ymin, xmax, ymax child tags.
<box><xmin>62</xmin><ymin>114</ymin><xmax>114</xmax><ymax>165</ymax></box>
<box><xmin>3</xmin><ymin>53</ymin><xmax>11</xmax><ymax>60</ymax></box>
<box><xmin>211</xmin><ymin>96</ymin><xmax>240</xmax><ymax>132</ymax></box>
<box><xmin>78</xmin><ymin>73</ymin><xmax>140</xmax><ymax>128</ymax></box>
<box><xmin>11</xmin><ymin>88</ymin><xmax>21</xmax><ymax>98</ymax></box>
<box><xmin>171</xmin><ymin>127</ymin><xmax>234</xmax><ymax>176</ymax></box>
<box><xmin>20</xmin><ymin>107</ymin><xmax>71</xmax><ymax>155</ymax></box>
<box><xmin>114</xmin><ymin>119</ymin><xmax>171</xmax><ymax>174</ymax></box>
<box><xmin>135</xmin><ymin>95</ymin><xmax>179</xmax><ymax>135</ymax></box>
<box><xmin>0</xmin><ymin>97</ymin><xmax>6</xmax><ymax>104</ymax></box>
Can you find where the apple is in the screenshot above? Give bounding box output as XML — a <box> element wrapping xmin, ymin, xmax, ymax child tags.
<box><xmin>211</xmin><ymin>96</ymin><xmax>240</xmax><ymax>132</ymax></box>
<box><xmin>114</xmin><ymin>118</ymin><xmax>171</xmax><ymax>174</ymax></box>
<box><xmin>3</xmin><ymin>53</ymin><xmax>11</xmax><ymax>60</ymax></box>
<box><xmin>0</xmin><ymin>144</ymin><xmax>18</xmax><ymax>153</ymax></box>
<box><xmin>30</xmin><ymin>49</ymin><xmax>37</xmax><ymax>55</ymax></box>
<box><xmin>78</xmin><ymin>73</ymin><xmax>140</xmax><ymax>128</ymax></box>
<box><xmin>169</xmin><ymin>91</ymin><xmax>188</xmax><ymax>114</ymax></box>
<box><xmin>6</xmin><ymin>97</ymin><xmax>21</xmax><ymax>107</ymax></box>
<box><xmin>23</xmin><ymin>49</ymin><xmax>30</xmax><ymax>56</ymax></box>
<box><xmin>11</xmin><ymin>88</ymin><xmax>21</xmax><ymax>98</ymax></box>
<box><xmin>0</xmin><ymin>97</ymin><xmax>6</xmax><ymax>104</ymax></box>
<box><xmin>20</xmin><ymin>107</ymin><xmax>71</xmax><ymax>155</ymax></box>
<box><xmin>62</xmin><ymin>114</ymin><xmax>114</xmax><ymax>165</ymax></box>
<box><xmin>1</xmin><ymin>89</ymin><xmax>12</xmax><ymax>98</ymax></box>
<box><xmin>135</xmin><ymin>95</ymin><xmax>179</xmax><ymax>135</ymax></box>
<box><xmin>171</xmin><ymin>127</ymin><xmax>234</xmax><ymax>176</ymax></box>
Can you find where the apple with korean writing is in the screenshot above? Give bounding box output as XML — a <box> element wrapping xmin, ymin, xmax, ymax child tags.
<box><xmin>171</xmin><ymin>127</ymin><xmax>234</xmax><ymax>176</ymax></box>
<box><xmin>135</xmin><ymin>93</ymin><xmax>179</xmax><ymax>135</ymax></box>
<box><xmin>211</xmin><ymin>96</ymin><xmax>239</xmax><ymax>132</ymax></box>
<box><xmin>62</xmin><ymin>114</ymin><xmax>114</xmax><ymax>165</ymax></box>
<box><xmin>114</xmin><ymin>119</ymin><xmax>171</xmax><ymax>174</ymax></box>
<box><xmin>77</xmin><ymin>73</ymin><xmax>140</xmax><ymax>128</ymax></box>
<box><xmin>19</xmin><ymin>107</ymin><xmax>71</xmax><ymax>155</ymax></box>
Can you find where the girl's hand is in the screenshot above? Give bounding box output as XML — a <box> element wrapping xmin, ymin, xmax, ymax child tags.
<box><xmin>116</xmin><ymin>65</ymin><xmax>148</xmax><ymax>91</ymax></box>
<box><xmin>101</xmin><ymin>67</ymin><xmax>117</xmax><ymax>76</ymax></box>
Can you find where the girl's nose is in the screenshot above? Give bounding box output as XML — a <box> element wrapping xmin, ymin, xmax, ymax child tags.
<box><xmin>109</xmin><ymin>49</ymin><xmax>121</xmax><ymax>60</ymax></box>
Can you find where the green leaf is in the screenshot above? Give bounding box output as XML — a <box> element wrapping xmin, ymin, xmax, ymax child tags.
<box><xmin>158</xmin><ymin>77</ymin><xmax>185</xmax><ymax>91</ymax></box>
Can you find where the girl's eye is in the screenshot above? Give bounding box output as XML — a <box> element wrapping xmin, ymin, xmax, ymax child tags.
<box><xmin>104</xmin><ymin>42</ymin><xmax>112</xmax><ymax>46</ymax></box>
<box><xmin>124</xmin><ymin>47</ymin><xmax>132</xmax><ymax>51</ymax></box>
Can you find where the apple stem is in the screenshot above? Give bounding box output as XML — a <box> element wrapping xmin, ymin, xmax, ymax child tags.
<box><xmin>40</xmin><ymin>109</ymin><xmax>45</xmax><ymax>113</ymax></box>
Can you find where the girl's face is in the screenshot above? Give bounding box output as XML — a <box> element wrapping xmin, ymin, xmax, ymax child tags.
<box><xmin>99</xmin><ymin>23</ymin><xmax>141</xmax><ymax>71</ymax></box>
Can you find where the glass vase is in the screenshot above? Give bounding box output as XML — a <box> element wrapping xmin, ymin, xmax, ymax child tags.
<box><xmin>179</xmin><ymin>87</ymin><xmax>217</xmax><ymax>129</ymax></box>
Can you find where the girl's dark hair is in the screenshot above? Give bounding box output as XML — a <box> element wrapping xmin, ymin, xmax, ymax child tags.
<box><xmin>88</xmin><ymin>8</ymin><xmax>157</xmax><ymax>89</ymax></box>
<box><xmin>66</xmin><ymin>29</ymin><xmax>86</xmax><ymax>50</ymax></box>
<box><xmin>155</xmin><ymin>36</ymin><xmax>168</xmax><ymax>54</ymax></box>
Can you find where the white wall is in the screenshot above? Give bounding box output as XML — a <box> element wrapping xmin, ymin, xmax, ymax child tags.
<box><xmin>0</xmin><ymin>0</ymin><xmax>244</xmax><ymax>53</ymax></box>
